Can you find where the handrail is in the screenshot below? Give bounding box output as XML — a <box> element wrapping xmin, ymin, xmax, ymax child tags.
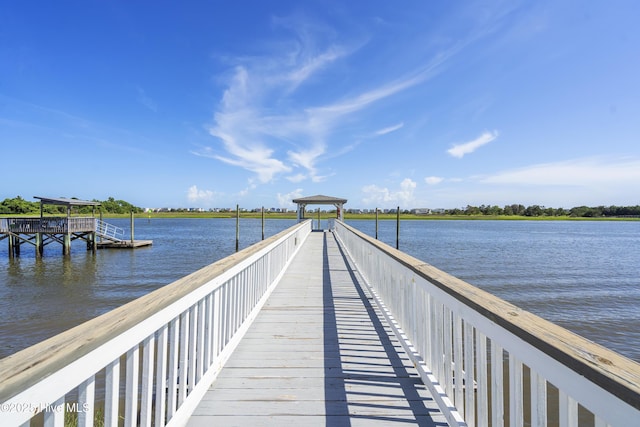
<box><xmin>0</xmin><ymin>217</ymin><xmax>97</xmax><ymax>234</ymax></box>
<box><xmin>333</xmin><ymin>220</ymin><xmax>640</xmax><ymax>427</ymax></box>
<box><xmin>0</xmin><ymin>219</ymin><xmax>312</xmax><ymax>426</ymax></box>
<box><xmin>95</xmin><ymin>219</ymin><xmax>125</xmax><ymax>240</ymax></box>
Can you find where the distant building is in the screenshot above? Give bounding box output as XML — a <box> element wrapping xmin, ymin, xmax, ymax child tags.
<box><xmin>411</xmin><ymin>208</ymin><xmax>431</xmax><ymax>215</ymax></box>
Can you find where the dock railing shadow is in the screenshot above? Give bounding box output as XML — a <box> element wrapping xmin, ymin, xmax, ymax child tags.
<box><xmin>324</xmin><ymin>231</ymin><xmax>446</xmax><ymax>426</ymax></box>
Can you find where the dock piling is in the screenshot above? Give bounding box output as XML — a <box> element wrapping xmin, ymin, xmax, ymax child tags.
<box><xmin>235</xmin><ymin>204</ymin><xmax>240</xmax><ymax>252</ymax></box>
<box><xmin>375</xmin><ymin>207</ymin><xmax>379</xmax><ymax>239</ymax></box>
<box><xmin>396</xmin><ymin>205</ymin><xmax>400</xmax><ymax>249</ymax></box>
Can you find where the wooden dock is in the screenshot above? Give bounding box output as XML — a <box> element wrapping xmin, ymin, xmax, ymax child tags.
<box><xmin>188</xmin><ymin>231</ymin><xmax>447</xmax><ymax>426</ymax></box>
<box><xmin>96</xmin><ymin>239</ymin><xmax>153</xmax><ymax>249</ymax></box>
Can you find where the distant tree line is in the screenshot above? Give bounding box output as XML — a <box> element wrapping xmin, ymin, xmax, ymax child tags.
<box><xmin>0</xmin><ymin>196</ymin><xmax>143</xmax><ymax>215</ymax></box>
<box><xmin>441</xmin><ymin>204</ymin><xmax>640</xmax><ymax>218</ymax></box>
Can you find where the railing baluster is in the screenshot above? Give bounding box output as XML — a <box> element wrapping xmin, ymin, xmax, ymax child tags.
<box><xmin>444</xmin><ymin>307</ymin><xmax>453</xmax><ymax>397</ymax></box>
<box><xmin>464</xmin><ymin>321</ymin><xmax>475</xmax><ymax>427</ymax></box>
<box><xmin>167</xmin><ymin>317</ymin><xmax>180</xmax><ymax>419</ymax></box>
<box><xmin>509</xmin><ymin>353</ymin><xmax>523</xmax><ymax>427</ymax></box>
<box><xmin>197</xmin><ymin>298</ymin><xmax>206</xmax><ymax>382</ymax></box>
<box><xmin>188</xmin><ymin>305</ymin><xmax>197</xmax><ymax>395</ymax></box>
<box><xmin>491</xmin><ymin>341</ymin><xmax>504</xmax><ymax>427</ymax></box>
<box><xmin>477</xmin><ymin>332</ymin><xmax>489</xmax><ymax>427</ymax></box>
<box><xmin>104</xmin><ymin>359</ymin><xmax>120</xmax><ymax>427</ymax></box>
<box><xmin>140</xmin><ymin>334</ymin><xmax>155</xmax><ymax>427</ymax></box>
<box><xmin>421</xmin><ymin>292</ymin><xmax>429</xmax><ymax>367</ymax></box>
<box><xmin>78</xmin><ymin>376</ymin><xmax>95</xmax><ymax>427</ymax></box>
<box><xmin>204</xmin><ymin>293</ymin><xmax>213</xmax><ymax>368</ymax></box>
<box><xmin>429</xmin><ymin>296</ymin><xmax>446</xmax><ymax>384</ymax></box>
<box><xmin>44</xmin><ymin>397</ymin><xmax>65</xmax><ymax>427</ymax></box>
<box><xmin>530</xmin><ymin>370</ymin><xmax>547</xmax><ymax>427</ymax></box>
<box><xmin>454</xmin><ymin>314</ymin><xmax>464</xmax><ymax>410</ymax></box>
<box><xmin>155</xmin><ymin>325</ymin><xmax>168</xmax><ymax>427</ymax></box>
<box><xmin>125</xmin><ymin>345</ymin><xmax>140</xmax><ymax>427</ymax></box>
<box><xmin>221</xmin><ymin>284</ymin><xmax>229</xmax><ymax>348</ymax></box>
<box><xmin>559</xmin><ymin>391</ymin><xmax>578</xmax><ymax>427</ymax></box>
<box><xmin>213</xmin><ymin>289</ymin><xmax>221</xmax><ymax>358</ymax></box>
<box><xmin>179</xmin><ymin>311</ymin><xmax>190</xmax><ymax>404</ymax></box>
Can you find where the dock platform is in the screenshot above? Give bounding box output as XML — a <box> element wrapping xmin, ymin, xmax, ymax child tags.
<box><xmin>188</xmin><ymin>231</ymin><xmax>447</xmax><ymax>426</ymax></box>
<box><xmin>96</xmin><ymin>239</ymin><xmax>153</xmax><ymax>249</ymax></box>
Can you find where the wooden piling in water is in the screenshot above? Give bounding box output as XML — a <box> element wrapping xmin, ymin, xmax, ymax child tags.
<box><xmin>36</xmin><ymin>233</ymin><xmax>43</xmax><ymax>258</ymax></box>
<box><xmin>236</xmin><ymin>204</ymin><xmax>240</xmax><ymax>252</ymax></box>
<box><xmin>396</xmin><ymin>205</ymin><xmax>400</xmax><ymax>249</ymax></box>
<box><xmin>375</xmin><ymin>207</ymin><xmax>379</xmax><ymax>239</ymax></box>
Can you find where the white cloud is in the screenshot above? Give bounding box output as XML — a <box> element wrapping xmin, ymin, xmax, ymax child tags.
<box><xmin>201</xmin><ymin>19</ymin><xmax>464</xmax><ymax>187</ymax></box>
<box><xmin>447</xmin><ymin>130</ymin><xmax>498</xmax><ymax>158</ymax></box>
<box><xmin>277</xmin><ymin>189</ymin><xmax>304</xmax><ymax>208</ymax></box>
<box><xmin>480</xmin><ymin>156</ymin><xmax>640</xmax><ymax>186</ymax></box>
<box><xmin>374</xmin><ymin>122</ymin><xmax>404</xmax><ymax>136</ymax></box>
<box><xmin>187</xmin><ymin>185</ymin><xmax>216</xmax><ymax>204</ymax></box>
<box><xmin>425</xmin><ymin>176</ymin><xmax>444</xmax><ymax>185</ymax></box>
<box><xmin>362</xmin><ymin>178</ymin><xmax>417</xmax><ymax>207</ymax></box>
<box><xmin>286</xmin><ymin>173</ymin><xmax>307</xmax><ymax>183</ymax></box>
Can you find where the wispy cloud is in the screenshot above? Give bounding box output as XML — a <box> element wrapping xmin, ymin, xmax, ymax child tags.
<box><xmin>425</xmin><ymin>176</ymin><xmax>444</xmax><ymax>185</ymax></box>
<box><xmin>480</xmin><ymin>156</ymin><xmax>640</xmax><ymax>186</ymax></box>
<box><xmin>447</xmin><ymin>130</ymin><xmax>498</xmax><ymax>158</ymax></box>
<box><xmin>286</xmin><ymin>173</ymin><xmax>307</xmax><ymax>183</ymax></box>
<box><xmin>362</xmin><ymin>178</ymin><xmax>417</xmax><ymax>207</ymax></box>
<box><xmin>136</xmin><ymin>86</ymin><xmax>158</xmax><ymax>112</ymax></box>
<box><xmin>375</xmin><ymin>122</ymin><xmax>404</xmax><ymax>136</ymax></box>
<box><xmin>201</xmin><ymin>16</ymin><xmax>466</xmax><ymax>190</ymax></box>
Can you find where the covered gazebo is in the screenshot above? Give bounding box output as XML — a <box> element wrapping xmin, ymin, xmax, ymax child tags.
<box><xmin>34</xmin><ymin>196</ymin><xmax>102</xmax><ymax>218</ymax></box>
<box><xmin>292</xmin><ymin>194</ymin><xmax>348</xmax><ymax>223</ymax></box>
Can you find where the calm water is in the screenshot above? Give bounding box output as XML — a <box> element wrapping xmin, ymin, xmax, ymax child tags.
<box><xmin>1</xmin><ymin>218</ymin><xmax>639</xmax><ymax>363</ymax></box>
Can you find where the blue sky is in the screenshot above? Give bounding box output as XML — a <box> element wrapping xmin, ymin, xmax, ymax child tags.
<box><xmin>1</xmin><ymin>1</ymin><xmax>639</xmax><ymax>210</ymax></box>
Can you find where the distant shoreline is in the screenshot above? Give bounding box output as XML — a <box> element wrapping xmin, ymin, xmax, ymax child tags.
<box><xmin>2</xmin><ymin>212</ymin><xmax>638</xmax><ymax>221</ymax></box>
<box><xmin>106</xmin><ymin>212</ymin><xmax>640</xmax><ymax>221</ymax></box>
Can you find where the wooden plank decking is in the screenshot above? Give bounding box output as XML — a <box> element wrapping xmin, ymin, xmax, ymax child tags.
<box><xmin>188</xmin><ymin>230</ymin><xmax>448</xmax><ymax>426</ymax></box>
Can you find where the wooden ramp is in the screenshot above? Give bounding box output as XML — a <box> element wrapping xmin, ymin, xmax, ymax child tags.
<box><xmin>189</xmin><ymin>231</ymin><xmax>448</xmax><ymax>426</ymax></box>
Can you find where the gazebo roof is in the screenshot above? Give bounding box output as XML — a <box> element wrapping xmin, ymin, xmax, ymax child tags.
<box><xmin>34</xmin><ymin>196</ymin><xmax>102</xmax><ymax>207</ymax></box>
<box><xmin>292</xmin><ymin>194</ymin><xmax>347</xmax><ymax>205</ymax></box>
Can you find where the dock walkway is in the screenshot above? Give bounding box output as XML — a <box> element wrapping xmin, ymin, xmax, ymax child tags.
<box><xmin>189</xmin><ymin>230</ymin><xmax>447</xmax><ymax>426</ymax></box>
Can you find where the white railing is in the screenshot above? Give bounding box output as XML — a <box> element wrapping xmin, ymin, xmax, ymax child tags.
<box><xmin>95</xmin><ymin>219</ymin><xmax>125</xmax><ymax>240</ymax></box>
<box><xmin>0</xmin><ymin>219</ymin><xmax>312</xmax><ymax>427</ymax></box>
<box><xmin>333</xmin><ymin>220</ymin><xmax>640</xmax><ymax>427</ymax></box>
<box><xmin>0</xmin><ymin>217</ymin><xmax>97</xmax><ymax>234</ymax></box>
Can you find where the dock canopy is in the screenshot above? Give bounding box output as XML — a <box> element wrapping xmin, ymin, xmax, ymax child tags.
<box><xmin>34</xmin><ymin>196</ymin><xmax>101</xmax><ymax>217</ymax></box>
<box><xmin>292</xmin><ymin>194</ymin><xmax>347</xmax><ymax>221</ymax></box>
